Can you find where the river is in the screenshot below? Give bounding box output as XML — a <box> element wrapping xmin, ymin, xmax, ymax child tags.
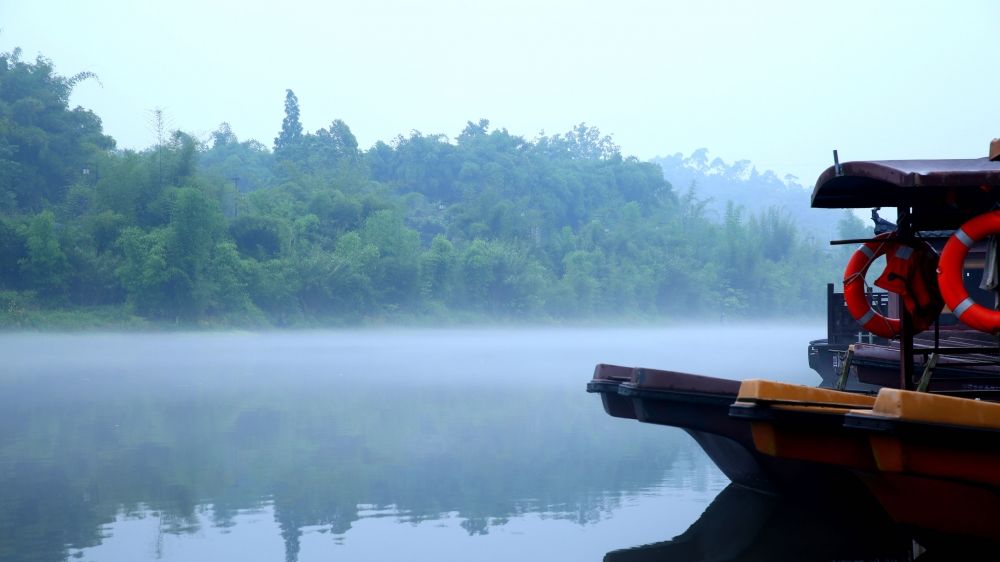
<box><xmin>0</xmin><ymin>325</ymin><xmax>907</xmax><ymax>561</ymax></box>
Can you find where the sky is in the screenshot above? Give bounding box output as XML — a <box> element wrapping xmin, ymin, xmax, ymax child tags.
<box><xmin>3</xmin><ymin>0</ymin><xmax>998</xmax><ymax>186</ymax></box>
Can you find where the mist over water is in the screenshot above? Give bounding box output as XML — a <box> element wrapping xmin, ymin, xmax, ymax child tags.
<box><xmin>0</xmin><ymin>324</ymin><xmax>823</xmax><ymax>562</ymax></box>
<box><xmin>2</xmin><ymin>323</ymin><xmax>823</xmax><ymax>386</ymax></box>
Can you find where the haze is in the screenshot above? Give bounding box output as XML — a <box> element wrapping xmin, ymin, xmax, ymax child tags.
<box><xmin>1</xmin><ymin>324</ymin><xmax>821</xmax><ymax>388</ymax></box>
<box><xmin>4</xmin><ymin>0</ymin><xmax>997</xmax><ymax>184</ymax></box>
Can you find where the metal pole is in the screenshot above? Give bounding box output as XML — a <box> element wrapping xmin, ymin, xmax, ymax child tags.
<box><xmin>897</xmin><ymin>206</ymin><xmax>914</xmax><ymax>390</ymax></box>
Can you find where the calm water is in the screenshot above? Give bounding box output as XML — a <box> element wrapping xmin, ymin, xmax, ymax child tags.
<box><xmin>0</xmin><ymin>325</ymin><xmax>907</xmax><ymax>561</ymax></box>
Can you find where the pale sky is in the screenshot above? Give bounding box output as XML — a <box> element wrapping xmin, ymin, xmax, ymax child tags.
<box><xmin>3</xmin><ymin>0</ymin><xmax>998</xmax><ymax>185</ymax></box>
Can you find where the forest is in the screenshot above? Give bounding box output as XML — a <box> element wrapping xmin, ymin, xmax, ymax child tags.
<box><xmin>0</xmin><ymin>48</ymin><xmax>859</xmax><ymax>328</ymax></box>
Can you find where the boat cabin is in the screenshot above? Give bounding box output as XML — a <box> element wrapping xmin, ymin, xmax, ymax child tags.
<box><xmin>811</xmin><ymin>152</ymin><xmax>1000</xmax><ymax>394</ymax></box>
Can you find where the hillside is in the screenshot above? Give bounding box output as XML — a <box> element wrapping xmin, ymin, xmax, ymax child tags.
<box><xmin>653</xmin><ymin>150</ymin><xmax>841</xmax><ymax>240</ymax></box>
<box><xmin>0</xmin><ymin>49</ymin><xmax>843</xmax><ymax>328</ymax></box>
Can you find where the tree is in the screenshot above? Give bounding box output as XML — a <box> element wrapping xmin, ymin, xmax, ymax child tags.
<box><xmin>229</xmin><ymin>215</ymin><xmax>285</xmax><ymax>260</ymax></box>
<box><xmin>420</xmin><ymin>234</ymin><xmax>455</xmax><ymax>301</ymax></box>
<box><xmin>326</xmin><ymin>119</ymin><xmax>358</xmax><ymax>161</ymax></box>
<box><xmin>19</xmin><ymin>211</ymin><xmax>70</xmax><ymax>298</ymax></box>
<box><xmin>201</xmin><ymin>123</ymin><xmax>275</xmax><ymax>194</ymax></box>
<box><xmin>836</xmin><ymin>210</ymin><xmax>871</xmax><ymax>260</ymax></box>
<box><xmin>0</xmin><ymin>48</ymin><xmax>114</xmax><ymax>210</ymax></box>
<box><xmin>211</xmin><ymin>122</ymin><xmax>238</xmax><ymax>149</ymax></box>
<box><xmin>535</xmin><ymin>123</ymin><xmax>620</xmax><ymax>161</ymax></box>
<box><xmin>0</xmin><ymin>217</ymin><xmax>27</xmax><ymax>290</ymax></box>
<box><xmin>273</xmin><ymin>89</ymin><xmax>303</xmax><ymax>162</ymax></box>
<box><xmin>167</xmin><ymin>188</ymin><xmax>223</xmax><ymax>301</ymax></box>
<box><xmin>302</xmin><ymin>119</ymin><xmax>361</xmax><ymax>175</ymax></box>
<box><xmin>116</xmin><ymin>226</ymin><xmax>181</xmax><ymax>318</ymax></box>
<box><xmin>360</xmin><ymin>210</ymin><xmax>421</xmax><ymax>307</ymax></box>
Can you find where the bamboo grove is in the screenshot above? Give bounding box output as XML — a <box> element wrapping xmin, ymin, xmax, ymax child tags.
<box><xmin>0</xmin><ymin>49</ymin><xmax>848</xmax><ymax>327</ymax></box>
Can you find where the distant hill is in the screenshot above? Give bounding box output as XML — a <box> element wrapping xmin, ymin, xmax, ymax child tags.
<box><xmin>652</xmin><ymin>149</ymin><xmax>842</xmax><ymax>240</ymax></box>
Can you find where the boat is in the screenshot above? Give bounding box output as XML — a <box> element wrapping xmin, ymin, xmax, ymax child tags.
<box><xmin>588</xmin><ymin>363</ymin><xmax>637</xmax><ymax>420</ymax></box>
<box><xmin>588</xmin><ymin>144</ymin><xmax>1000</xmax><ymax>547</ymax></box>
<box><xmin>845</xmin><ymin>389</ymin><xmax>1000</xmax><ymax>544</ymax></box>
<box><xmin>730</xmin><ymin>381</ymin><xmax>1000</xmax><ymax>548</ymax></box>
<box><xmin>728</xmin><ymin>379</ymin><xmax>876</xmax><ymax>470</ymax></box>
<box><xmin>590</xmin><ymin>365</ymin><xmax>765</xmax><ymax>490</ymax></box>
<box><xmin>589</xmin><ymin>365</ymin><xmax>872</xmax><ymax>495</ymax></box>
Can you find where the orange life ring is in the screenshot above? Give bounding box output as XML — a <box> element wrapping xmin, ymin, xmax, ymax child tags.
<box><xmin>938</xmin><ymin>210</ymin><xmax>1000</xmax><ymax>333</ymax></box>
<box><xmin>843</xmin><ymin>233</ymin><xmax>939</xmax><ymax>338</ymax></box>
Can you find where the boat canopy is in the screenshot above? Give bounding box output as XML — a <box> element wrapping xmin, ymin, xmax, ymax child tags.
<box><xmin>812</xmin><ymin>158</ymin><xmax>1000</xmax><ymax>229</ymax></box>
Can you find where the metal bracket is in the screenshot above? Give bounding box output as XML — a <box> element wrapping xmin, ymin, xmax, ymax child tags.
<box><xmin>836</xmin><ymin>344</ymin><xmax>855</xmax><ymax>391</ymax></box>
<box><xmin>916</xmin><ymin>353</ymin><xmax>939</xmax><ymax>393</ymax></box>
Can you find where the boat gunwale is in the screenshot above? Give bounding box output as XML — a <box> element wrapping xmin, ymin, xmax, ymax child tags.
<box><xmin>729</xmin><ymin>401</ymin><xmax>864</xmax><ymax>425</ymax></box>
<box><xmin>617</xmin><ymin>383</ymin><xmax>736</xmax><ymax>406</ymax></box>
<box><xmin>585</xmin><ymin>380</ymin><xmax>622</xmax><ymax>394</ymax></box>
<box><xmin>843</xmin><ymin>410</ymin><xmax>1000</xmax><ymax>444</ymax></box>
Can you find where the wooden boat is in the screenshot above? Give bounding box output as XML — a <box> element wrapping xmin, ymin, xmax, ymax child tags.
<box><xmin>589</xmin><ymin>366</ymin><xmax>871</xmax><ymax>495</ymax></box>
<box><xmin>752</xmin><ymin>154</ymin><xmax>1000</xmax><ymax>546</ymax></box>
<box><xmin>589</xmin><ymin>149</ymin><xmax>1000</xmax><ymax>547</ymax></box>
<box><xmin>844</xmin><ymin>389</ymin><xmax>1000</xmax><ymax>544</ymax></box>
<box><xmin>588</xmin><ymin>365</ymin><xmax>770</xmax><ymax>490</ymax></box>
<box><xmin>586</xmin><ymin>363</ymin><xmax>637</xmax><ymax>420</ymax></box>
<box><xmin>617</xmin><ymin>366</ymin><xmax>772</xmax><ymax>491</ymax></box>
<box><xmin>728</xmin><ymin>380</ymin><xmax>876</xmax><ymax>470</ymax></box>
<box><xmin>732</xmin><ymin>380</ymin><xmax>1000</xmax><ymax>544</ymax></box>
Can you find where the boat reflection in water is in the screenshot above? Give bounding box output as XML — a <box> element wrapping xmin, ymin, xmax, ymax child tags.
<box><xmin>605</xmin><ymin>483</ymin><xmax>911</xmax><ymax>562</ymax></box>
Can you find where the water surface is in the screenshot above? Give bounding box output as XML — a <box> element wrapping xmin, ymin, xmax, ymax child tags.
<box><xmin>1</xmin><ymin>325</ymin><xmax>831</xmax><ymax>561</ymax></box>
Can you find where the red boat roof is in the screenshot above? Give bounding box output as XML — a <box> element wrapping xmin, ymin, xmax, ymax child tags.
<box><xmin>812</xmin><ymin>158</ymin><xmax>1000</xmax><ymax>209</ymax></box>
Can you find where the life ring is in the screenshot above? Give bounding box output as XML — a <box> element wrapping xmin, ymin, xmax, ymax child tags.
<box><xmin>843</xmin><ymin>233</ymin><xmax>940</xmax><ymax>338</ymax></box>
<box><xmin>938</xmin><ymin>210</ymin><xmax>1000</xmax><ymax>333</ymax></box>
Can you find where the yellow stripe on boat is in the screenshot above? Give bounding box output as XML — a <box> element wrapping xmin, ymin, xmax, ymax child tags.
<box><xmin>870</xmin><ymin>388</ymin><xmax>1000</xmax><ymax>429</ymax></box>
<box><xmin>737</xmin><ymin>379</ymin><xmax>876</xmax><ymax>409</ymax></box>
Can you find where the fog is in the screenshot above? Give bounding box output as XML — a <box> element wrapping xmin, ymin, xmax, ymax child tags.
<box><xmin>2</xmin><ymin>323</ymin><xmax>823</xmax><ymax>389</ymax></box>
<box><xmin>0</xmin><ymin>325</ymin><xmax>825</xmax><ymax>561</ymax></box>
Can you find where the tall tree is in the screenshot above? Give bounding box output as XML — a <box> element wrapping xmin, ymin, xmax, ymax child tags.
<box><xmin>273</xmin><ymin>89</ymin><xmax>303</xmax><ymax>162</ymax></box>
<box><xmin>0</xmin><ymin>48</ymin><xmax>114</xmax><ymax>210</ymax></box>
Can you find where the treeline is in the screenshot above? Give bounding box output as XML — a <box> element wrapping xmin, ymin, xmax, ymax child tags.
<box><xmin>0</xmin><ymin>48</ymin><xmax>842</xmax><ymax>327</ymax></box>
<box><xmin>654</xmin><ymin>149</ymin><xmax>841</xmax><ymax>239</ymax></box>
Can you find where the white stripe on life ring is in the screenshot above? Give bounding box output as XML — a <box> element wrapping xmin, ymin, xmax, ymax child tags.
<box><xmin>858</xmin><ymin>308</ymin><xmax>876</xmax><ymax>325</ymax></box>
<box><xmin>955</xmin><ymin>228</ymin><xmax>975</xmax><ymax>247</ymax></box>
<box><xmin>953</xmin><ymin>296</ymin><xmax>976</xmax><ymax>319</ymax></box>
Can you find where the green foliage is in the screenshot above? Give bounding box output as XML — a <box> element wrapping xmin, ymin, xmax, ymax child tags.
<box><xmin>201</xmin><ymin>122</ymin><xmax>276</xmax><ymax>195</ymax></box>
<box><xmin>0</xmin><ymin>48</ymin><xmax>114</xmax><ymax>210</ymax></box>
<box><xmin>229</xmin><ymin>215</ymin><xmax>285</xmax><ymax>260</ymax></box>
<box><xmin>0</xmin><ymin>46</ymin><xmax>844</xmax><ymax>326</ymax></box>
<box><xmin>0</xmin><ymin>216</ymin><xmax>27</xmax><ymax>289</ymax></box>
<box><xmin>835</xmin><ymin>210</ymin><xmax>873</xmax><ymax>263</ymax></box>
<box><xmin>116</xmin><ymin>226</ymin><xmax>183</xmax><ymax>319</ymax></box>
<box><xmin>273</xmin><ymin>89</ymin><xmax>303</xmax><ymax>162</ymax></box>
<box><xmin>420</xmin><ymin>234</ymin><xmax>456</xmax><ymax>301</ymax></box>
<box><xmin>19</xmin><ymin>210</ymin><xmax>70</xmax><ymax>299</ymax></box>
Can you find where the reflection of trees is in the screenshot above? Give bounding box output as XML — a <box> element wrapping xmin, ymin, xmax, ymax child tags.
<box><xmin>0</xmin><ymin>372</ymin><xmax>681</xmax><ymax>562</ymax></box>
<box><xmin>0</xmin><ymin>462</ymin><xmax>108</xmax><ymax>562</ymax></box>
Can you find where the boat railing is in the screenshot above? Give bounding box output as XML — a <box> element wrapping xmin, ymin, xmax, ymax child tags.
<box><xmin>827</xmin><ymin>283</ymin><xmax>890</xmax><ymax>346</ymax></box>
